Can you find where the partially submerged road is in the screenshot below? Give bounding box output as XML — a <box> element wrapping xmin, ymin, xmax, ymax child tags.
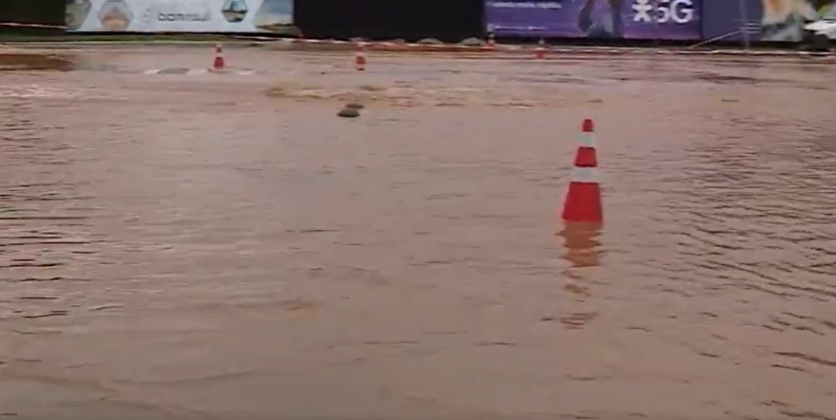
<box><xmin>1</xmin><ymin>45</ymin><xmax>835</xmax><ymax>420</ymax></box>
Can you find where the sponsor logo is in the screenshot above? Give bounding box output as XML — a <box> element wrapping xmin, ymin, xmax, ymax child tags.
<box><xmin>157</xmin><ymin>11</ymin><xmax>210</xmax><ymax>22</ymax></box>
<box><xmin>632</xmin><ymin>0</ymin><xmax>695</xmax><ymax>24</ymax></box>
<box><xmin>142</xmin><ymin>5</ymin><xmax>211</xmax><ymax>24</ymax></box>
<box><xmin>221</xmin><ymin>0</ymin><xmax>248</xmax><ymax>23</ymax></box>
<box><xmin>98</xmin><ymin>0</ymin><xmax>133</xmax><ymax>30</ymax></box>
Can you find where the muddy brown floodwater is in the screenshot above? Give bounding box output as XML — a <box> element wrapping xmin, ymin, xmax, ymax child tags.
<box><xmin>1</xmin><ymin>45</ymin><xmax>836</xmax><ymax>420</ymax></box>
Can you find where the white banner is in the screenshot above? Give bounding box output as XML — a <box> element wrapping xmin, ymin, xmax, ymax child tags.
<box><xmin>65</xmin><ymin>0</ymin><xmax>294</xmax><ymax>33</ymax></box>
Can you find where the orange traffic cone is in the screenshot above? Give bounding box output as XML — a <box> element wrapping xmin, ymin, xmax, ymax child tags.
<box><xmin>561</xmin><ymin>118</ymin><xmax>602</xmax><ymax>224</ymax></box>
<box><xmin>212</xmin><ymin>44</ymin><xmax>225</xmax><ymax>71</ymax></box>
<box><xmin>535</xmin><ymin>38</ymin><xmax>546</xmax><ymax>59</ymax></box>
<box><xmin>354</xmin><ymin>42</ymin><xmax>366</xmax><ymax>71</ymax></box>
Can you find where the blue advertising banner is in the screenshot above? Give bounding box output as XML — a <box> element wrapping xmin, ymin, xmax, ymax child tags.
<box><xmin>701</xmin><ymin>0</ymin><xmax>761</xmax><ymax>42</ymax></box>
<box><xmin>485</xmin><ymin>0</ymin><xmax>702</xmax><ymax>40</ymax></box>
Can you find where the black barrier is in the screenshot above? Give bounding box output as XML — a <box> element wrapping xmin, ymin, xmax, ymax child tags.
<box><xmin>0</xmin><ymin>0</ymin><xmax>65</xmax><ymax>35</ymax></box>
<box><xmin>294</xmin><ymin>0</ymin><xmax>484</xmax><ymax>42</ymax></box>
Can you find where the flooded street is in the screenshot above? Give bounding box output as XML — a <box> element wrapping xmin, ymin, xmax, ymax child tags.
<box><xmin>2</xmin><ymin>45</ymin><xmax>836</xmax><ymax>419</ymax></box>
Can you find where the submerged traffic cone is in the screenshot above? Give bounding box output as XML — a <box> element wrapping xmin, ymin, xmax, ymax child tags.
<box><xmin>212</xmin><ymin>44</ymin><xmax>225</xmax><ymax>71</ymax></box>
<box><xmin>354</xmin><ymin>42</ymin><xmax>366</xmax><ymax>71</ymax></box>
<box><xmin>535</xmin><ymin>38</ymin><xmax>546</xmax><ymax>59</ymax></box>
<box><xmin>561</xmin><ymin>118</ymin><xmax>602</xmax><ymax>224</ymax></box>
<box><xmin>559</xmin><ymin>222</ymin><xmax>602</xmax><ymax>269</ymax></box>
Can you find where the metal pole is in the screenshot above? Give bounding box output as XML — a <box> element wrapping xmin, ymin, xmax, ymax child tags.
<box><xmin>653</xmin><ymin>0</ymin><xmax>661</xmax><ymax>49</ymax></box>
<box><xmin>689</xmin><ymin>29</ymin><xmax>745</xmax><ymax>48</ymax></box>
<box><xmin>738</xmin><ymin>0</ymin><xmax>751</xmax><ymax>50</ymax></box>
<box><xmin>646</xmin><ymin>0</ymin><xmax>660</xmax><ymax>75</ymax></box>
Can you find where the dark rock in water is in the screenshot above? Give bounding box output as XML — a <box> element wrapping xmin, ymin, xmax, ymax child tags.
<box><xmin>337</xmin><ymin>107</ymin><xmax>360</xmax><ymax>118</ymax></box>
<box><xmin>345</xmin><ymin>102</ymin><xmax>364</xmax><ymax>110</ymax></box>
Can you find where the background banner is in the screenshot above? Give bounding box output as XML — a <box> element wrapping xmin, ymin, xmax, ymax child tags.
<box><xmin>485</xmin><ymin>0</ymin><xmax>702</xmax><ymax>40</ymax></box>
<box><xmin>701</xmin><ymin>0</ymin><xmax>836</xmax><ymax>43</ymax></box>
<box><xmin>760</xmin><ymin>0</ymin><xmax>836</xmax><ymax>41</ymax></box>
<box><xmin>65</xmin><ymin>0</ymin><xmax>294</xmax><ymax>33</ymax></box>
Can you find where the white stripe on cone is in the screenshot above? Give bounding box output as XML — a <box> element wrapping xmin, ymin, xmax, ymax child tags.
<box><xmin>570</xmin><ymin>167</ymin><xmax>600</xmax><ymax>184</ymax></box>
<box><xmin>577</xmin><ymin>132</ymin><xmax>596</xmax><ymax>148</ymax></box>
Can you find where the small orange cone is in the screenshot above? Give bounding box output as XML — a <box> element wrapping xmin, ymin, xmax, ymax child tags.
<box><xmin>561</xmin><ymin>118</ymin><xmax>602</xmax><ymax>224</ymax></box>
<box><xmin>354</xmin><ymin>42</ymin><xmax>366</xmax><ymax>71</ymax></box>
<box><xmin>212</xmin><ymin>44</ymin><xmax>225</xmax><ymax>71</ymax></box>
<box><xmin>535</xmin><ymin>38</ymin><xmax>546</xmax><ymax>59</ymax></box>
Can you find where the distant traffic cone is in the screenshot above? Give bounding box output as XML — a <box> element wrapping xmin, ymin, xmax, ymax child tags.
<box><xmin>487</xmin><ymin>32</ymin><xmax>496</xmax><ymax>48</ymax></box>
<box><xmin>212</xmin><ymin>44</ymin><xmax>225</xmax><ymax>71</ymax></box>
<box><xmin>561</xmin><ymin>118</ymin><xmax>602</xmax><ymax>224</ymax></box>
<box><xmin>535</xmin><ymin>38</ymin><xmax>546</xmax><ymax>59</ymax></box>
<box><xmin>354</xmin><ymin>42</ymin><xmax>366</xmax><ymax>71</ymax></box>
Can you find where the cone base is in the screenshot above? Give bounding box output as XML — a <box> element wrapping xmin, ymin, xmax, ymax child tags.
<box><xmin>561</xmin><ymin>182</ymin><xmax>603</xmax><ymax>224</ymax></box>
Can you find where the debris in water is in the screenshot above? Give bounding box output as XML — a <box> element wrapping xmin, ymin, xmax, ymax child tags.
<box><xmin>345</xmin><ymin>102</ymin><xmax>364</xmax><ymax>110</ymax></box>
<box><xmin>22</xmin><ymin>310</ymin><xmax>68</xmax><ymax>319</ymax></box>
<box><xmin>358</xmin><ymin>84</ymin><xmax>384</xmax><ymax>92</ymax></box>
<box><xmin>337</xmin><ymin>106</ymin><xmax>360</xmax><ymax>118</ymax></box>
